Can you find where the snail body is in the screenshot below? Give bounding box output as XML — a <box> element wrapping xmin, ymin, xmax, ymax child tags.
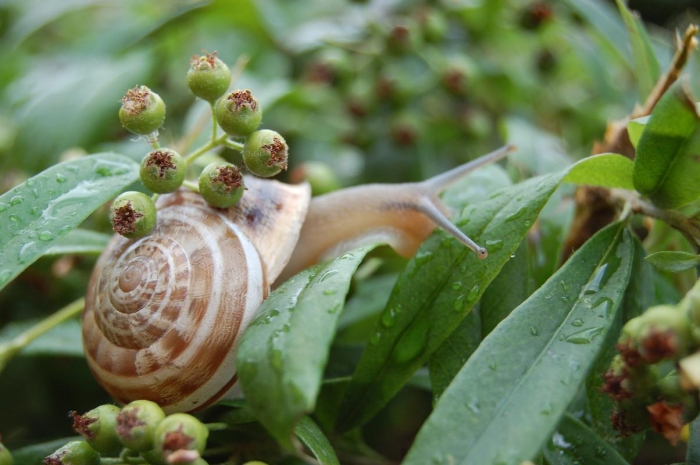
<box><xmin>83</xmin><ymin>146</ymin><xmax>512</xmax><ymax>413</ymax></box>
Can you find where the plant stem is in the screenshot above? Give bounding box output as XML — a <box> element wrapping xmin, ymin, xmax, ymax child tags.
<box><xmin>210</xmin><ymin>102</ymin><xmax>218</xmax><ymax>141</ymax></box>
<box><xmin>222</xmin><ymin>138</ymin><xmax>244</xmax><ymax>152</ymax></box>
<box><xmin>184</xmin><ymin>134</ymin><xmax>228</xmax><ymax>167</ymax></box>
<box><xmin>182</xmin><ymin>180</ymin><xmax>200</xmax><ymax>192</ymax></box>
<box><xmin>204</xmin><ymin>422</ymin><xmax>229</xmax><ymax>431</ymax></box>
<box><xmin>0</xmin><ymin>297</ymin><xmax>85</xmax><ymax>373</ymax></box>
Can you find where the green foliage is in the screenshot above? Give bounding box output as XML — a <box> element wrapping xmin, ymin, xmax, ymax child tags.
<box><xmin>1</xmin><ymin>1</ymin><xmax>700</xmax><ymax>464</ymax></box>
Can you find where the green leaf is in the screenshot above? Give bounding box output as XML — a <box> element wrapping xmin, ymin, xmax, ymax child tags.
<box><xmin>0</xmin><ymin>319</ymin><xmax>83</xmax><ymax>357</ymax></box>
<box><xmin>564</xmin><ymin>153</ymin><xmax>635</xmax><ymax>190</ymax></box>
<box><xmin>585</xmin><ymin>236</ymin><xmax>650</xmax><ymax>460</ymax></box>
<box><xmin>628</xmin><ymin>116</ymin><xmax>649</xmax><ymax>149</ymax></box>
<box><xmin>44</xmin><ymin>228</ymin><xmax>111</xmax><ymax>256</ymax></box>
<box><xmin>294</xmin><ymin>417</ymin><xmax>340</xmax><ymax>465</ymax></box>
<box><xmin>633</xmin><ymin>81</ymin><xmax>700</xmax><ymax>208</ymax></box>
<box><xmin>11</xmin><ymin>437</ymin><xmax>81</xmax><ymax>465</ymax></box>
<box><xmin>237</xmin><ymin>245</ymin><xmax>378</xmax><ymax>448</ymax></box>
<box><xmin>615</xmin><ymin>0</ymin><xmax>660</xmax><ymax>99</ymax></box>
<box><xmin>402</xmin><ymin>223</ymin><xmax>633</xmax><ymax>465</ymax></box>
<box><xmin>0</xmin><ymin>153</ymin><xmax>139</xmax><ymax>291</ymax></box>
<box><xmin>645</xmin><ymin>250</ymin><xmax>700</xmax><ymax>273</ymax></box>
<box><xmin>543</xmin><ymin>414</ymin><xmax>629</xmax><ymax>465</ymax></box>
<box><xmin>336</xmin><ymin>172</ymin><xmax>565</xmax><ymax>432</ymax></box>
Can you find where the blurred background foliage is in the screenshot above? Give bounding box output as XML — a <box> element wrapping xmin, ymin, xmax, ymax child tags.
<box><xmin>1</xmin><ymin>0</ymin><xmax>700</xmax><ymax>463</ymax></box>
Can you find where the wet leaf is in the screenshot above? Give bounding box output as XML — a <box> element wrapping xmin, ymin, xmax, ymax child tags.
<box><xmin>294</xmin><ymin>417</ymin><xmax>340</xmax><ymax>465</ymax></box>
<box><xmin>0</xmin><ymin>153</ymin><xmax>139</xmax><ymax>292</ymax></box>
<box><xmin>336</xmin><ymin>172</ymin><xmax>565</xmax><ymax>432</ymax></box>
<box><xmin>564</xmin><ymin>154</ymin><xmax>635</xmax><ymax>190</ymax></box>
<box><xmin>237</xmin><ymin>245</ymin><xmax>378</xmax><ymax>449</ymax></box>
<box><xmin>402</xmin><ymin>223</ymin><xmax>633</xmax><ymax>465</ymax></box>
<box><xmin>543</xmin><ymin>414</ymin><xmax>629</xmax><ymax>465</ymax></box>
<box><xmin>44</xmin><ymin>228</ymin><xmax>111</xmax><ymax>256</ymax></box>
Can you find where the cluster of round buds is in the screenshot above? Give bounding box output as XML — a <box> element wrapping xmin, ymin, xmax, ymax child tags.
<box><xmin>603</xmin><ymin>304</ymin><xmax>700</xmax><ymax>445</ymax></box>
<box><xmin>49</xmin><ymin>401</ymin><xmax>210</xmax><ymax>465</ymax></box>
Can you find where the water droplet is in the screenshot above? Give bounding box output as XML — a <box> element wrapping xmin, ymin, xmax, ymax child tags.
<box><xmin>18</xmin><ymin>241</ymin><xmax>37</xmax><ymax>264</ymax></box>
<box><xmin>370</xmin><ymin>331</ymin><xmax>382</xmax><ymax>345</ymax></box>
<box><xmin>393</xmin><ymin>324</ymin><xmax>428</xmax><ymax>363</ymax></box>
<box><xmin>381</xmin><ymin>308</ymin><xmax>398</xmax><ymax>327</ymax></box>
<box><xmin>466</xmin><ymin>284</ymin><xmax>480</xmax><ymax>303</ymax></box>
<box><xmin>58</xmin><ymin>225</ymin><xmax>72</xmax><ymax>235</ymax></box>
<box><xmin>571</xmin><ymin>318</ymin><xmax>584</xmax><ymax>327</ymax></box>
<box><xmin>30</xmin><ymin>207</ymin><xmax>40</xmax><ymax>215</ymax></box>
<box><xmin>26</xmin><ymin>178</ymin><xmax>36</xmax><ymax>187</ymax></box>
<box><xmin>488</xmin><ymin>361</ymin><xmax>497</xmax><ymax>370</ymax></box>
<box><xmin>451</xmin><ymin>281</ymin><xmax>463</xmax><ymax>290</ymax></box>
<box><xmin>0</xmin><ymin>202</ymin><xmax>8</xmax><ymax>212</ymax></box>
<box><xmin>516</xmin><ymin>194</ymin><xmax>524</xmax><ymax>201</ymax></box>
<box><xmin>593</xmin><ymin>297</ymin><xmax>613</xmax><ymax>316</ymax></box>
<box><xmin>560</xmin><ymin>281</ymin><xmax>568</xmax><ymax>293</ymax></box>
<box><xmin>565</xmin><ymin>326</ymin><xmax>604</xmax><ymax>344</ymax></box>
<box><xmin>339</xmin><ymin>252</ymin><xmax>354</xmax><ymax>260</ymax></box>
<box><xmin>282</xmin><ymin>323</ymin><xmax>291</xmax><ymax>332</ymax></box>
<box><xmin>536</xmin><ymin>179</ymin><xmax>550</xmax><ymax>191</ymax></box>
<box><xmin>466</xmin><ymin>398</ymin><xmax>480</xmax><ymax>414</ymax></box>
<box><xmin>319</xmin><ymin>269</ymin><xmax>338</xmax><ymax>282</ymax></box>
<box><xmin>9</xmin><ymin>214</ymin><xmax>19</xmax><ymax>222</ymax></box>
<box><xmin>55</xmin><ymin>173</ymin><xmax>67</xmax><ymax>183</ymax></box>
<box><xmin>505</xmin><ymin>205</ymin><xmax>527</xmax><ymax>221</ymax></box>
<box><xmin>327</xmin><ymin>304</ymin><xmax>341</xmax><ymax>314</ymax></box>
<box><xmin>38</xmin><ymin>231</ymin><xmax>55</xmax><ymax>241</ymax></box>
<box><xmin>415</xmin><ymin>250</ymin><xmax>434</xmax><ymax>265</ymax></box>
<box><xmin>323</xmin><ymin>289</ymin><xmax>336</xmax><ymax>296</ymax></box>
<box><xmin>485</xmin><ymin>238</ymin><xmax>503</xmax><ymax>251</ymax></box>
<box><xmin>530</xmin><ymin>326</ymin><xmax>539</xmax><ymax>336</ymax></box>
<box><xmin>10</xmin><ymin>196</ymin><xmax>24</xmax><ymax>205</ymax></box>
<box><xmin>453</xmin><ymin>294</ymin><xmax>465</xmax><ymax>312</ymax></box>
<box><xmin>0</xmin><ymin>269</ymin><xmax>12</xmax><ymax>286</ymax></box>
<box><xmin>582</xmin><ymin>264</ymin><xmax>608</xmax><ymax>295</ymax></box>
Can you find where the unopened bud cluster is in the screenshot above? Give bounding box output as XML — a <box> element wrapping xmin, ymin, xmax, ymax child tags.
<box><xmin>44</xmin><ymin>401</ymin><xmax>209</xmax><ymax>465</ymax></box>
<box><xmin>111</xmin><ymin>52</ymin><xmax>290</xmax><ymax>239</ymax></box>
<box><xmin>602</xmin><ymin>303</ymin><xmax>700</xmax><ymax>445</ymax></box>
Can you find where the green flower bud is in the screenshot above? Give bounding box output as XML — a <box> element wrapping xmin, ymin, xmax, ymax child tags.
<box><xmin>187</xmin><ymin>52</ymin><xmax>231</xmax><ymax>103</ymax></box>
<box><xmin>119</xmin><ymin>86</ymin><xmax>166</xmax><ymax>135</ymax></box>
<box><xmin>289</xmin><ymin>161</ymin><xmax>340</xmax><ymax>196</ymax></box>
<box><xmin>0</xmin><ymin>439</ymin><xmax>13</xmax><ymax>465</ymax></box>
<box><xmin>140</xmin><ymin>149</ymin><xmax>187</xmax><ymax>194</ymax></box>
<box><xmin>198</xmin><ymin>162</ymin><xmax>245</xmax><ymax>208</ymax></box>
<box><xmin>216</xmin><ymin>90</ymin><xmax>263</xmax><ymax>137</ymax></box>
<box><xmin>417</xmin><ymin>7</ymin><xmax>448</xmax><ymax>43</ymax></box>
<box><xmin>152</xmin><ymin>414</ymin><xmax>208</xmax><ymax>465</ymax></box>
<box><xmin>116</xmin><ymin>400</ymin><xmax>166</xmax><ymax>452</ymax></box>
<box><xmin>110</xmin><ymin>192</ymin><xmax>157</xmax><ymax>239</ymax></box>
<box><xmin>242</xmin><ymin>130</ymin><xmax>288</xmax><ymax>178</ymax></box>
<box><xmin>637</xmin><ymin>305</ymin><xmax>693</xmax><ymax>363</ymax></box>
<box><xmin>70</xmin><ymin>405</ymin><xmax>122</xmax><ymax>456</ymax></box>
<box><xmin>42</xmin><ymin>441</ymin><xmax>99</xmax><ymax>465</ymax></box>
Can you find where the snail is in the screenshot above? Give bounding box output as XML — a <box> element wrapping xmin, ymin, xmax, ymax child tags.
<box><xmin>82</xmin><ymin>145</ymin><xmax>513</xmax><ymax>413</ymax></box>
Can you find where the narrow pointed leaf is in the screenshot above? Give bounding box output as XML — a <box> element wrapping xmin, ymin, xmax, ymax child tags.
<box><xmin>44</xmin><ymin>228</ymin><xmax>111</xmax><ymax>256</ymax></box>
<box><xmin>633</xmin><ymin>81</ymin><xmax>700</xmax><ymax>208</ymax></box>
<box><xmin>585</xmin><ymin>236</ymin><xmax>650</xmax><ymax>459</ymax></box>
<box><xmin>0</xmin><ymin>153</ymin><xmax>139</xmax><ymax>291</ymax></box>
<box><xmin>237</xmin><ymin>245</ymin><xmax>378</xmax><ymax>448</ymax></box>
<box><xmin>337</xmin><ymin>173</ymin><xmax>566</xmax><ymax>432</ymax></box>
<box><xmin>628</xmin><ymin>116</ymin><xmax>649</xmax><ymax>149</ymax></box>
<box><xmin>403</xmin><ymin>223</ymin><xmax>633</xmax><ymax>465</ymax></box>
<box><xmin>564</xmin><ymin>154</ymin><xmax>635</xmax><ymax>190</ymax></box>
<box><xmin>615</xmin><ymin>0</ymin><xmax>660</xmax><ymax>99</ymax></box>
<box><xmin>645</xmin><ymin>250</ymin><xmax>700</xmax><ymax>273</ymax></box>
<box><xmin>543</xmin><ymin>414</ymin><xmax>629</xmax><ymax>465</ymax></box>
<box><xmin>294</xmin><ymin>417</ymin><xmax>340</xmax><ymax>465</ymax></box>
<box><xmin>687</xmin><ymin>414</ymin><xmax>700</xmax><ymax>465</ymax></box>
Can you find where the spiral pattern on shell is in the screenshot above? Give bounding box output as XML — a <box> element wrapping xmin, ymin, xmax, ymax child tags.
<box><xmin>83</xmin><ymin>201</ymin><xmax>265</xmax><ymax>413</ymax></box>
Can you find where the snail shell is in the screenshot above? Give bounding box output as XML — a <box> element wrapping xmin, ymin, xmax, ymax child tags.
<box><xmin>83</xmin><ymin>177</ymin><xmax>310</xmax><ymax>413</ymax></box>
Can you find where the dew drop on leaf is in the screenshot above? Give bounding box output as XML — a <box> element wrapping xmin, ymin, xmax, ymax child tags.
<box><xmin>10</xmin><ymin>196</ymin><xmax>24</xmax><ymax>205</ymax></box>
<box><xmin>38</xmin><ymin>231</ymin><xmax>55</xmax><ymax>241</ymax></box>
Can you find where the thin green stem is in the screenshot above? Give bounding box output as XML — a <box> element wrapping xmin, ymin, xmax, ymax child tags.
<box><xmin>204</xmin><ymin>422</ymin><xmax>230</xmax><ymax>432</ymax></box>
<box><xmin>150</xmin><ymin>193</ymin><xmax>160</xmax><ymax>203</ymax></box>
<box><xmin>222</xmin><ymin>138</ymin><xmax>244</xmax><ymax>152</ymax></box>
<box><xmin>182</xmin><ymin>179</ymin><xmax>200</xmax><ymax>192</ymax></box>
<box><xmin>184</xmin><ymin>134</ymin><xmax>228</xmax><ymax>167</ymax></box>
<box><xmin>0</xmin><ymin>297</ymin><xmax>85</xmax><ymax>373</ymax></box>
<box><xmin>210</xmin><ymin>102</ymin><xmax>218</xmax><ymax>141</ymax></box>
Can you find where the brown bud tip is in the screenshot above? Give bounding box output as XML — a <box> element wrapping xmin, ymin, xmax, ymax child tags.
<box><xmin>213</xmin><ymin>165</ymin><xmax>243</xmax><ymax>193</ymax></box>
<box><xmin>190</xmin><ymin>51</ymin><xmax>218</xmax><ymax>68</ymax></box>
<box><xmin>262</xmin><ymin>138</ymin><xmax>288</xmax><ymax>171</ymax></box>
<box><xmin>116</xmin><ymin>407</ymin><xmax>146</xmax><ymax>439</ymax></box>
<box><xmin>163</xmin><ymin>426</ymin><xmax>195</xmax><ymax>455</ymax></box>
<box><xmin>145</xmin><ymin>150</ymin><xmax>177</xmax><ymax>179</ymax></box>
<box><xmin>647</xmin><ymin>401</ymin><xmax>684</xmax><ymax>446</ymax></box>
<box><xmin>121</xmin><ymin>86</ymin><xmax>151</xmax><ymax>114</ymax></box>
<box><xmin>70</xmin><ymin>411</ymin><xmax>97</xmax><ymax>439</ymax></box>
<box><xmin>228</xmin><ymin>89</ymin><xmax>258</xmax><ymax>111</ymax></box>
<box><xmin>600</xmin><ymin>369</ymin><xmax>631</xmax><ymax>402</ymax></box>
<box><xmin>639</xmin><ymin>327</ymin><xmax>680</xmax><ymax>363</ymax></box>
<box><xmin>615</xmin><ymin>341</ymin><xmax>642</xmax><ymax>368</ymax></box>
<box><xmin>112</xmin><ymin>202</ymin><xmax>143</xmax><ymax>236</ymax></box>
